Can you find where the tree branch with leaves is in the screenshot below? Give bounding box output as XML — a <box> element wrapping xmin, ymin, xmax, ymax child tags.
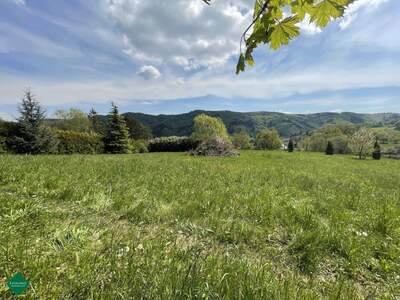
<box><xmin>203</xmin><ymin>0</ymin><xmax>355</xmax><ymax>74</ymax></box>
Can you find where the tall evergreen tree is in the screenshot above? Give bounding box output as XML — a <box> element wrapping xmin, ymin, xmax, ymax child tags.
<box><xmin>104</xmin><ymin>103</ymin><xmax>130</xmax><ymax>154</ymax></box>
<box><xmin>325</xmin><ymin>141</ymin><xmax>334</xmax><ymax>155</ymax></box>
<box><xmin>288</xmin><ymin>139</ymin><xmax>294</xmax><ymax>153</ymax></box>
<box><xmin>11</xmin><ymin>90</ymin><xmax>57</xmax><ymax>154</ymax></box>
<box><xmin>372</xmin><ymin>139</ymin><xmax>381</xmax><ymax>160</ymax></box>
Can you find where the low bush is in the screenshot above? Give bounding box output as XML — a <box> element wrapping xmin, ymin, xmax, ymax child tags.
<box><xmin>190</xmin><ymin>138</ymin><xmax>239</xmax><ymax>157</ymax></box>
<box><xmin>56</xmin><ymin>130</ymin><xmax>104</xmax><ymax>154</ymax></box>
<box><xmin>148</xmin><ymin>136</ymin><xmax>199</xmax><ymax>152</ymax></box>
<box><xmin>0</xmin><ymin>136</ymin><xmax>7</xmax><ymax>153</ymax></box>
<box><xmin>129</xmin><ymin>139</ymin><xmax>148</xmax><ymax>153</ymax></box>
<box><xmin>384</xmin><ymin>147</ymin><xmax>400</xmax><ymax>159</ymax></box>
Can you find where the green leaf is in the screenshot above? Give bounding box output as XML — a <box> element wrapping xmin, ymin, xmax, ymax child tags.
<box><xmin>236</xmin><ymin>53</ymin><xmax>245</xmax><ymax>75</ymax></box>
<box><xmin>291</xmin><ymin>0</ymin><xmax>314</xmax><ymax>20</ymax></box>
<box><xmin>245</xmin><ymin>50</ymin><xmax>255</xmax><ymax>67</ymax></box>
<box><xmin>268</xmin><ymin>16</ymin><xmax>300</xmax><ymax>50</ymax></box>
<box><xmin>310</xmin><ymin>0</ymin><xmax>345</xmax><ymax>28</ymax></box>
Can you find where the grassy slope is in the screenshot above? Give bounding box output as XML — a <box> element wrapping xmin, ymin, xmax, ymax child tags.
<box><xmin>0</xmin><ymin>152</ymin><xmax>399</xmax><ymax>299</ymax></box>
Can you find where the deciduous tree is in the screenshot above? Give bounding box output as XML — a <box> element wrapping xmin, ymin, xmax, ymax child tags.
<box><xmin>191</xmin><ymin>114</ymin><xmax>230</xmax><ymax>142</ymax></box>
<box><xmin>54</xmin><ymin>108</ymin><xmax>91</xmax><ymax>132</ymax></box>
<box><xmin>232</xmin><ymin>131</ymin><xmax>252</xmax><ymax>149</ymax></box>
<box><xmin>349</xmin><ymin>128</ymin><xmax>375</xmax><ymax>159</ymax></box>
<box><xmin>255</xmin><ymin>128</ymin><xmax>282</xmax><ymax>150</ymax></box>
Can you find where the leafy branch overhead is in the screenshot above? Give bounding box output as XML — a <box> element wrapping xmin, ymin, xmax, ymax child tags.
<box><xmin>204</xmin><ymin>0</ymin><xmax>355</xmax><ymax>74</ymax></box>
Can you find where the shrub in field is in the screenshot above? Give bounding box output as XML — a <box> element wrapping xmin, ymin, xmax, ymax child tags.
<box><xmin>325</xmin><ymin>141</ymin><xmax>334</xmax><ymax>155</ymax></box>
<box><xmin>129</xmin><ymin>139</ymin><xmax>148</xmax><ymax>153</ymax></box>
<box><xmin>190</xmin><ymin>138</ymin><xmax>239</xmax><ymax>157</ymax></box>
<box><xmin>255</xmin><ymin>128</ymin><xmax>282</xmax><ymax>150</ymax></box>
<box><xmin>104</xmin><ymin>103</ymin><xmax>130</xmax><ymax>154</ymax></box>
<box><xmin>0</xmin><ymin>136</ymin><xmax>6</xmax><ymax>153</ymax></box>
<box><xmin>191</xmin><ymin>114</ymin><xmax>230</xmax><ymax>142</ymax></box>
<box><xmin>232</xmin><ymin>131</ymin><xmax>252</xmax><ymax>149</ymax></box>
<box><xmin>288</xmin><ymin>139</ymin><xmax>294</xmax><ymax>152</ymax></box>
<box><xmin>384</xmin><ymin>147</ymin><xmax>400</xmax><ymax>159</ymax></box>
<box><xmin>372</xmin><ymin>140</ymin><xmax>381</xmax><ymax>160</ymax></box>
<box><xmin>349</xmin><ymin>128</ymin><xmax>375</xmax><ymax>159</ymax></box>
<box><xmin>56</xmin><ymin>130</ymin><xmax>104</xmax><ymax>154</ymax></box>
<box><xmin>148</xmin><ymin>136</ymin><xmax>198</xmax><ymax>152</ymax></box>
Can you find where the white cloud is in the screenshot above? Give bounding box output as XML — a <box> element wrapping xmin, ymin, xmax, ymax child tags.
<box><xmin>11</xmin><ymin>0</ymin><xmax>25</xmax><ymax>6</ymax></box>
<box><xmin>1</xmin><ymin>60</ymin><xmax>399</xmax><ymax>106</ymax></box>
<box><xmin>102</xmin><ymin>0</ymin><xmax>252</xmax><ymax>68</ymax></box>
<box><xmin>340</xmin><ymin>0</ymin><xmax>389</xmax><ymax>29</ymax></box>
<box><xmin>137</xmin><ymin>65</ymin><xmax>161</xmax><ymax>80</ymax></box>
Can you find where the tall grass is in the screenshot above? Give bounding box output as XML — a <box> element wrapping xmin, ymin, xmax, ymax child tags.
<box><xmin>0</xmin><ymin>151</ymin><xmax>399</xmax><ymax>299</ymax></box>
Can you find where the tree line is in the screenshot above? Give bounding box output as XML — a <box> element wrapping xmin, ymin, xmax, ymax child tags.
<box><xmin>0</xmin><ymin>91</ymin><xmax>151</xmax><ymax>155</ymax></box>
<box><xmin>0</xmin><ymin>91</ymin><xmax>392</xmax><ymax>160</ymax></box>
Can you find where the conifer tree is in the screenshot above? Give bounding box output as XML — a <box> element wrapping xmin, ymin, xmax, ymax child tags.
<box><xmin>104</xmin><ymin>103</ymin><xmax>130</xmax><ymax>154</ymax></box>
<box><xmin>372</xmin><ymin>139</ymin><xmax>381</xmax><ymax>160</ymax></box>
<box><xmin>12</xmin><ymin>90</ymin><xmax>58</xmax><ymax>154</ymax></box>
<box><xmin>88</xmin><ymin>108</ymin><xmax>104</xmax><ymax>134</ymax></box>
<box><xmin>288</xmin><ymin>139</ymin><xmax>294</xmax><ymax>153</ymax></box>
<box><xmin>325</xmin><ymin>141</ymin><xmax>334</xmax><ymax>155</ymax></box>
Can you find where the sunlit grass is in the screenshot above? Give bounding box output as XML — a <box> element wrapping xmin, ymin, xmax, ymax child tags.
<box><xmin>0</xmin><ymin>151</ymin><xmax>399</xmax><ymax>299</ymax></box>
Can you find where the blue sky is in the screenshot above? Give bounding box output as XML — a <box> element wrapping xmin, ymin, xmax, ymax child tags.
<box><xmin>0</xmin><ymin>0</ymin><xmax>399</xmax><ymax>119</ymax></box>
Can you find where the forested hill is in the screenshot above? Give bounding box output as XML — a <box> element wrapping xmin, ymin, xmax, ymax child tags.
<box><xmin>123</xmin><ymin>111</ymin><xmax>400</xmax><ymax>138</ymax></box>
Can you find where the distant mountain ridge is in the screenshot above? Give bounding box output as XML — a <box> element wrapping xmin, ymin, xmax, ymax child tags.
<box><xmin>122</xmin><ymin>110</ymin><xmax>400</xmax><ymax>138</ymax></box>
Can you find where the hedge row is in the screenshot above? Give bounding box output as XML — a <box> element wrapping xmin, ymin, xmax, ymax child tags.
<box><xmin>56</xmin><ymin>130</ymin><xmax>104</xmax><ymax>154</ymax></box>
<box><xmin>148</xmin><ymin>136</ymin><xmax>199</xmax><ymax>152</ymax></box>
<box><xmin>0</xmin><ymin>131</ymin><xmax>200</xmax><ymax>154</ymax></box>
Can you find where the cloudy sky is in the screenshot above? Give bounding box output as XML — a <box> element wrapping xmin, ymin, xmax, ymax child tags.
<box><xmin>0</xmin><ymin>0</ymin><xmax>399</xmax><ymax>119</ymax></box>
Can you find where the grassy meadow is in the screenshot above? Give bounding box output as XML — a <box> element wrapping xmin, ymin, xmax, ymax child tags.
<box><xmin>0</xmin><ymin>151</ymin><xmax>399</xmax><ymax>299</ymax></box>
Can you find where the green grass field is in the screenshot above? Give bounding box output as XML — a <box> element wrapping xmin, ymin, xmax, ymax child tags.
<box><xmin>1</xmin><ymin>151</ymin><xmax>399</xmax><ymax>299</ymax></box>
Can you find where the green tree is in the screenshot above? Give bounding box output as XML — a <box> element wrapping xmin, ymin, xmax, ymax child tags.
<box><xmin>232</xmin><ymin>131</ymin><xmax>252</xmax><ymax>149</ymax></box>
<box><xmin>255</xmin><ymin>128</ymin><xmax>282</xmax><ymax>150</ymax></box>
<box><xmin>329</xmin><ymin>135</ymin><xmax>350</xmax><ymax>154</ymax></box>
<box><xmin>288</xmin><ymin>139</ymin><xmax>294</xmax><ymax>152</ymax></box>
<box><xmin>325</xmin><ymin>141</ymin><xmax>334</xmax><ymax>155</ymax></box>
<box><xmin>88</xmin><ymin>108</ymin><xmax>105</xmax><ymax>134</ymax></box>
<box><xmin>191</xmin><ymin>114</ymin><xmax>230</xmax><ymax>142</ymax></box>
<box><xmin>54</xmin><ymin>108</ymin><xmax>91</xmax><ymax>132</ymax></box>
<box><xmin>349</xmin><ymin>128</ymin><xmax>375</xmax><ymax>159</ymax></box>
<box><xmin>372</xmin><ymin>139</ymin><xmax>381</xmax><ymax>160</ymax></box>
<box><xmin>124</xmin><ymin>115</ymin><xmax>152</xmax><ymax>140</ymax></box>
<box><xmin>11</xmin><ymin>90</ymin><xmax>58</xmax><ymax>154</ymax></box>
<box><xmin>104</xmin><ymin>103</ymin><xmax>130</xmax><ymax>154</ymax></box>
